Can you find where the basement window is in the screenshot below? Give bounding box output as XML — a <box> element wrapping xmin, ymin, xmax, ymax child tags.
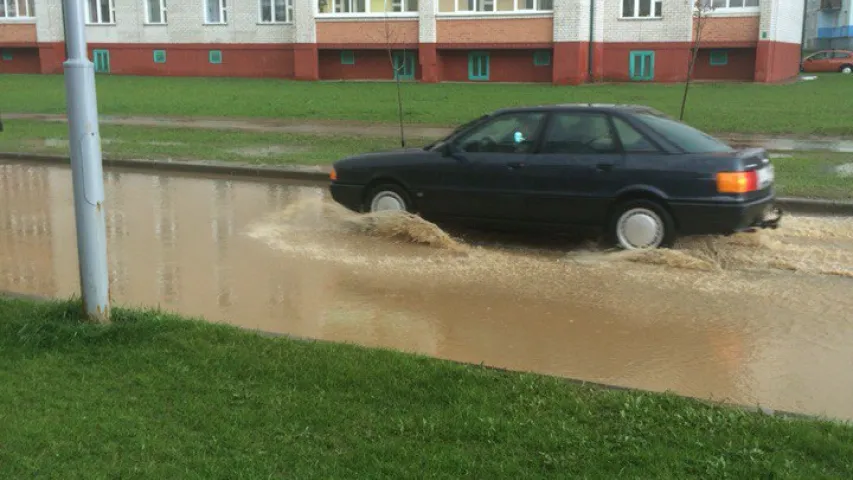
<box><xmin>341</xmin><ymin>50</ymin><xmax>355</xmax><ymax>65</ymax></box>
<box><xmin>709</xmin><ymin>49</ymin><xmax>728</xmax><ymax>66</ymax></box>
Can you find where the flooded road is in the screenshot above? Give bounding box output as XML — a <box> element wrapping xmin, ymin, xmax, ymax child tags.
<box><xmin>2</xmin><ymin>162</ymin><xmax>853</xmax><ymax>420</ymax></box>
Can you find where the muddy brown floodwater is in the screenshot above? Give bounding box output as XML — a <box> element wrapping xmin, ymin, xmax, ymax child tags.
<box><xmin>2</xmin><ymin>162</ymin><xmax>853</xmax><ymax>420</ymax></box>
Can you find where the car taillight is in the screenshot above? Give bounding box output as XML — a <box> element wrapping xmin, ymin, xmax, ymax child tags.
<box><xmin>716</xmin><ymin>171</ymin><xmax>758</xmax><ymax>194</ymax></box>
<box><xmin>329</xmin><ymin>167</ymin><xmax>337</xmax><ymax>181</ymax></box>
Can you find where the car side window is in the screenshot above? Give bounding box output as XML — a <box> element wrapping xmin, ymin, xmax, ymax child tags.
<box><xmin>832</xmin><ymin>51</ymin><xmax>851</xmax><ymax>59</ymax></box>
<box><xmin>454</xmin><ymin>112</ymin><xmax>546</xmax><ymax>154</ymax></box>
<box><xmin>611</xmin><ymin>116</ymin><xmax>661</xmax><ymax>153</ymax></box>
<box><xmin>810</xmin><ymin>52</ymin><xmax>829</xmax><ymax>60</ymax></box>
<box><xmin>539</xmin><ymin>113</ymin><xmax>619</xmax><ymax>154</ymax></box>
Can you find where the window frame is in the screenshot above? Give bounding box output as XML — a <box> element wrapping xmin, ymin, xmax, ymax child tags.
<box><xmin>153</xmin><ymin>49</ymin><xmax>167</xmax><ymax>63</ymax></box>
<box><xmin>438</xmin><ymin>0</ymin><xmax>553</xmax><ymax>14</ymax></box>
<box><xmin>709</xmin><ymin>49</ymin><xmax>728</xmax><ymax>66</ymax></box>
<box><xmin>629</xmin><ymin>50</ymin><xmax>654</xmax><ymax>81</ymax></box>
<box><xmin>340</xmin><ymin>50</ymin><xmax>355</xmax><ymax>65</ymax></box>
<box><xmin>144</xmin><ymin>0</ymin><xmax>167</xmax><ymax>24</ymax></box>
<box><xmin>392</xmin><ymin>50</ymin><xmax>416</xmax><ymax>80</ymax></box>
<box><xmin>209</xmin><ymin>50</ymin><xmax>223</xmax><ymax>64</ymax></box>
<box><xmin>468</xmin><ymin>51</ymin><xmax>490</xmax><ymax>81</ymax></box>
<box><xmin>621</xmin><ymin>0</ymin><xmax>662</xmax><ymax>19</ymax></box>
<box><xmin>85</xmin><ymin>0</ymin><xmax>117</xmax><ymax>25</ymax></box>
<box><xmin>533</xmin><ymin>50</ymin><xmax>552</xmax><ymax>66</ymax></box>
<box><xmin>317</xmin><ymin>0</ymin><xmax>419</xmax><ymax>15</ymax></box>
<box><xmin>204</xmin><ymin>0</ymin><xmax>228</xmax><ymax>25</ymax></box>
<box><xmin>259</xmin><ymin>0</ymin><xmax>294</xmax><ymax>23</ymax></box>
<box><xmin>0</xmin><ymin>0</ymin><xmax>36</xmax><ymax>19</ymax></box>
<box><xmin>92</xmin><ymin>49</ymin><xmax>110</xmax><ymax>73</ymax></box>
<box><xmin>706</xmin><ymin>0</ymin><xmax>760</xmax><ymax>13</ymax></box>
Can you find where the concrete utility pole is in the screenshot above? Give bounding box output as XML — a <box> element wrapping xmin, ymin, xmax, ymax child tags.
<box><xmin>62</xmin><ymin>0</ymin><xmax>111</xmax><ymax>323</ymax></box>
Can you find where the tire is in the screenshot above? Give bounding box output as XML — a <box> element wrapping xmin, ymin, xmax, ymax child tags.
<box><xmin>364</xmin><ymin>183</ymin><xmax>414</xmax><ymax>213</ymax></box>
<box><xmin>840</xmin><ymin>65</ymin><xmax>853</xmax><ymax>74</ymax></box>
<box><xmin>607</xmin><ymin>199</ymin><xmax>677</xmax><ymax>250</ymax></box>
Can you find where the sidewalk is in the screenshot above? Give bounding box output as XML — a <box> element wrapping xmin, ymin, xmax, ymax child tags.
<box><xmin>7</xmin><ymin>113</ymin><xmax>853</xmax><ymax>153</ymax></box>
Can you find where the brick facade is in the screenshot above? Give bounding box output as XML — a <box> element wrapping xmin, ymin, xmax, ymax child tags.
<box><xmin>2</xmin><ymin>0</ymin><xmax>804</xmax><ymax>84</ymax></box>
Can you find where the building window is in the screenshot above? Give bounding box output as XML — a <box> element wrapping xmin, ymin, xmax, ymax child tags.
<box><xmin>0</xmin><ymin>0</ymin><xmax>35</xmax><ymax>18</ymax></box>
<box><xmin>340</xmin><ymin>50</ymin><xmax>355</xmax><ymax>65</ymax></box>
<box><xmin>145</xmin><ymin>0</ymin><xmax>167</xmax><ymax>24</ymax></box>
<box><xmin>1</xmin><ymin>49</ymin><xmax>12</xmax><ymax>61</ymax></box>
<box><xmin>533</xmin><ymin>50</ymin><xmax>551</xmax><ymax>66</ymax></box>
<box><xmin>205</xmin><ymin>0</ymin><xmax>227</xmax><ymax>24</ymax></box>
<box><xmin>85</xmin><ymin>0</ymin><xmax>116</xmax><ymax>24</ymax></box>
<box><xmin>318</xmin><ymin>0</ymin><xmax>417</xmax><ymax>13</ymax></box>
<box><xmin>444</xmin><ymin>0</ymin><xmax>551</xmax><ymax>12</ymax></box>
<box><xmin>709</xmin><ymin>0</ymin><xmax>759</xmax><ymax>9</ymax></box>
<box><xmin>392</xmin><ymin>51</ymin><xmax>415</xmax><ymax>80</ymax></box>
<box><xmin>93</xmin><ymin>49</ymin><xmax>110</xmax><ymax>73</ymax></box>
<box><xmin>468</xmin><ymin>52</ymin><xmax>489</xmax><ymax>81</ymax></box>
<box><xmin>260</xmin><ymin>0</ymin><xmax>293</xmax><ymax>23</ymax></box>
<box><xmin>629</xmin><ymin>51</ymin><xmax>654</xmax><ymax>81</ymax></box>
<box><xmin>153</xmin><ymin>49</ymin><xmax>166</xmax><ymax>63</ymax></box>
<box><xmin>709</xmin><ymin>49</ymin><xmax>728</xmax><ymax>66</ymax></box>
<box><xmin>621</xmin><ymin>0</ymin><xmax>662</xmax><ymax>18</ymax></box>
<box><xmin>209</xmin><ymin>50</ymin><xmax>222</xmax><ymax>64</ymax></box>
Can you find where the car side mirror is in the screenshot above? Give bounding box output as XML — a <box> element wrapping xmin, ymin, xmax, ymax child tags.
<box><xmin>442</xmin><ymin>142</ymin><xmax>466</xmax><ymax>160</ymax></box>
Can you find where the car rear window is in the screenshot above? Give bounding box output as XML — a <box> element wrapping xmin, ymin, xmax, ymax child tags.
<box><xmin>634</xmin><ymin>113</ymin><xmax>734</xmax><ymax>154</ymax></box>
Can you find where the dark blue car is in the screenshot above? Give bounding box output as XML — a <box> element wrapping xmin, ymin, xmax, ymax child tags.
<box><xmin>329</xmin><ymin>104</ymin><xmax>782</xmax><ymax>250</ymax></box>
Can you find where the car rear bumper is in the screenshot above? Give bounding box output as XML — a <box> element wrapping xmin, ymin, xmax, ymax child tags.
<box><xmin>671</xmin><ymin>195</ymin><xmax>781</xmax><ymax>236</ymax></box>
<box><xmin>329</xmin><ymin>183</ymin><xmax>363</xmax><ymax>212</ymax></box>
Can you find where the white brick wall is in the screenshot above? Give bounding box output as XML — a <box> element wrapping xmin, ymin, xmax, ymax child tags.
<box><xmin>294</xmin><ymin>0</ymin><xmax>316</xmax><ymax>43</ymax></box>
<box><xmin>553</xmin><ymin>0</ymin><xmax>591</xmax><ymax>42</ymax></box>
<box><xmin>419</xmin><ymin>0</ymin><xmax>437</xmax><ymax>43</ymax></box>
<box><xmin>34</xmin><ymin>0</ymin><xmax>64</xmax><ymax>42</ymax></box>
<box><xmin>761</xmin><ymin>0</ymin><xmax>803</xmax><ymax>44</ymax></box>
<box><xmin>36</xmin><ymin>0</ymin><xmax>296</xmax><ymax>44</ymax></box>
<box><xmin>602</xmin><ymin>0</ymin><xmax>693</xmax><ymax>42</ymax></box>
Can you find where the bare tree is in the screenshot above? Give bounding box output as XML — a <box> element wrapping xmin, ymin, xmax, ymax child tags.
<box><xmin>382</xmin><ymin>2</ymin><xmax>407</xmax><ymax>148</ymax></box>
<box><xmin>680</xmin><ymin>0</ymin><xmax>714</xmax><ymax>121</ymax></box>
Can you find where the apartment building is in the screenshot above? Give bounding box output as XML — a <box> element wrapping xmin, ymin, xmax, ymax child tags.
<box><xmin>804</xmin><ymin>0</ymin><xmax>852</xmax><ymax>50</ymax></box>
<box><xmin>0</xmin><ymin>0</ymin><xmax>804</xmax><ymax>83</ymax></box>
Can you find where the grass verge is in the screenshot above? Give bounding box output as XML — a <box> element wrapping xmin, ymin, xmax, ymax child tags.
<box><xmin>2</xmin><ymin>119</ymin><xmax>851</xmax><ymax>200</ymax></box>
<box><xmin>0</xmin><ymin>296</ymin><xmax>851</xmax><ymax>478</ymax></box>
<box><xmin>2</xmin><ymin>74</ymin><xmax>853</xmax><ymax>136</ymax></box>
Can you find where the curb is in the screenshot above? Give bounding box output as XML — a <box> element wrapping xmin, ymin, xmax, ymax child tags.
<box><xmin>0</xmin><ymin>152</ymin><xmax>331</xmax><ymax>183</ymax></box>
<box><xmin>3</xmin><ymin>152</ymin><xmax>853</xmax><ymax>216</ymax></box>
<box><xmin>0</xmin><ymin>290</ymin><xmax>840</xmax><ymax>424</ymax></box>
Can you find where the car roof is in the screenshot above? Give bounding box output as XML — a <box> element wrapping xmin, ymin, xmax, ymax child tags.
<box><xmin>491</xmin><ymin>104</ymin><xmax>662</xmax><ymax>116</ymax></box>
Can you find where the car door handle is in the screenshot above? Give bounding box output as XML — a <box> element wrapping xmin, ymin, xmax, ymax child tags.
<box><xmin>507</xmin><ymin>161</ymin><xmax>526</xmax><ymax>169</ymax></box>
<box><xmin>596</xmin><ymin>163</ymin><xmax>614</xmax><ymax>172</ymax></box>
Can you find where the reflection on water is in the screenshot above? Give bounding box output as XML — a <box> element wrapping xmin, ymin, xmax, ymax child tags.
<box><xmin>1</xmin><ymin>162</ymin><xmax>853</xmax><ymax>421</ymax></box>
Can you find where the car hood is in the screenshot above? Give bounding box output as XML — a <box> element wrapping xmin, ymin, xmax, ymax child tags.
<box><xmin>333</xmin><ymin>148</ymin><xmax>430</xmax><ymax>168</ymax></box>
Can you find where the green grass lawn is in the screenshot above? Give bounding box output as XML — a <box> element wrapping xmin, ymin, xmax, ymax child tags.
<box><xmin>1</xmin><ymin>297</ymin><xmax>851</xmax><ymax>479</ymax></box>
<box><xmin>2</xmin><ymin>73</ymin><xmax>853</xmax><ymax>136</ymax></box>
<box><xmin>2</xmin><ymin>119</ymin><xmax>850</xmax><ymax>200</ymax></box>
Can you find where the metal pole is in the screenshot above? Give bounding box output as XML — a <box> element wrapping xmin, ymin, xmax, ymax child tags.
<box><xmin>62</xmin><ymin>0</ymin><xmax>110</xmax><ymax>323</ymax></box>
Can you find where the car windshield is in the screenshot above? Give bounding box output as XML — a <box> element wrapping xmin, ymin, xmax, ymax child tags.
<box><xmin>634</xmin><ymin>113</ymin><xmax>734</xmax><ymax>154</ymax></box>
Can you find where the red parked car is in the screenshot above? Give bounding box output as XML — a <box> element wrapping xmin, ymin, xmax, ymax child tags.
<box><xmin>801</xmin><ymin>50</ymin><xmax>853</xmax><ymax>74</ymax></box>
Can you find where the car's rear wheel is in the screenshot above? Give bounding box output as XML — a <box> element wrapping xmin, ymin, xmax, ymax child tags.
<box><xmin>840</xmin><ymin>65</ymin><xmax>853</xmax><ymax>74</ymax></box>
<box><xmin>608</xmin><ymin>199</ymin><xmax>676</xmax><ymax>250</ymax></box>
<box><xmin>365</xmin><ymin>183</ymin><xmax>413</xmax><ymax>213</ymax></box>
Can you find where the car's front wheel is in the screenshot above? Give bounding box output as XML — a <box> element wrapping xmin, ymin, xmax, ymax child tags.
<box><xmin>365</xmin><ymin>183</ymin><xmax>413</xmax><ymax>213</ymax></box>
<box><xmin>608</xmin><ymin>199</ymin><xmax>676</xmax><ymax>250</ymax></box>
